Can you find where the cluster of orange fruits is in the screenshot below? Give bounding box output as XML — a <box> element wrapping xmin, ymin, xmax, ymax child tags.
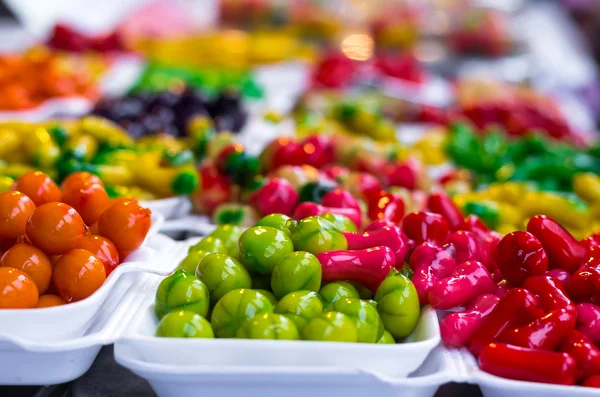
<box><xmin>0</xmin><ymin>171</ymin><xmax>152</xmax><ymax>309</ymax></box>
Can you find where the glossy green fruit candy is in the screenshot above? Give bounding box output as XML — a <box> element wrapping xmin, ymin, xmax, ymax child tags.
<box><xmin>255</xmin><ymin>214</ymin><xmax>295</xmax><ymax>235</ymax></box>
<box><xmin>374</xmin><ymin>274</ymin><xmax>420</xmax><ymax>339</ymax></box>
<box><xmin>378</xmin><ymin>330</ymin><xmax>395</xmax><ymax>344</ymax></box>
<box><xmin>188</xmin><ymin>236</ymin><xmax>227</xmax><ymax>255</ymax></box>
<box><xmin>253</xmin><ymin>289</ymin><xmax>277</xmax><ymax>305</ymax></box>
<box><xmin>302</xmin><ymin>312</ymin><xmax>358</xmax><ymax>343</ymax></box>
<box><xmin>320</xmin><ymin>213</ymin><xmax>357</xmax><ymax>233</ymax></box>
<box><xmin>324</xmin><ymin>298</ymin><xmax>384</xmax><ymax>343</ymax></box>
<box><xmin>178</xmin><ymin>250</ymin><xmax>210</xmax><ymax>274</ymax></box>
<box><xmin>155</xmin><ymin>310</ymin><xmax>214</xmax><ymax>338</ymax></box>
<box><xmin>274</xmin><ymin>290</ymin><xmax>323</xmax><ymax>331</ymax></box>
<box><xmin>238</xmin><ymin>226</ymin><xmax>294</xmax><ymax>274</ymax></box>
<box><xmin>289</xmin><ymin>216</ymin><xmax>347</xmax><ymax>255</ymax></box>
<box><xmin>271</xmin><ymin>251</ymin><xmax>322</xmax><ymax>299</ymax></box>
<box><xmin>319</xmin><ymin>281</ymin><xmax>360</xmax><ymax>307</ymax></box>
<box><xmin>209</xmin><ymin>225</ymin><xmax>243</xmax><ymax>257</ymax></box>
<box><xmin>211</xmin><ymin>289</ymin><xmax>273</xmax><ymax>338</ymax></box>
<box><xmin>236</xmin><ymin>313</ymin><xmax>300</xmax><ymax>340</ymax></box>
<box><xmin>155</xmin><ymin>269</ymin><xmax>210</xmax><ymax>320</ymax></box>
<box><xmin>196</xmin><ymin>254</ymin><xmax>252</xmax><ymax>303</ymax></box>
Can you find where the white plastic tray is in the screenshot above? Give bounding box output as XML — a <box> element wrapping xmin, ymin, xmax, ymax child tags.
<box><xmin>141</xmin><ymin>196</ymin><xmax>193</xmax><ymax>221</ymax></box>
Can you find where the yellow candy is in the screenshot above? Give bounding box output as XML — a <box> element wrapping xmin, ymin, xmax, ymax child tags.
<box><xmin>64</xmin><ymin>134</ymin><xmax>98</xmax><ymax>162</ymax></box>
<box><xmin>78</xmin><ymin>116</ymin><xmax>134</xmax><ymax>147</ymax></box>
<box><xmin>0</xmin><ymin>129</ymin><xmax>20</xmax><ymax>159</ymax></box>
<box><xmin>0</xmin><ymin>176</ymin><xmax>14</xmax><ymax>192</ymax></box>
<box><xmin>573</xmin><ymin>173</ymin><xmax>600</xmax><ymax>203</ymax></box>
<box><xmin>497</xmin><ymin>223</ymin><xmax>520</xmax><ymax>236</ymax></box>
<box><xmin>521</xmin><ymin>192</ymin><xmax>589</xmax><ymax>230</ymax></box>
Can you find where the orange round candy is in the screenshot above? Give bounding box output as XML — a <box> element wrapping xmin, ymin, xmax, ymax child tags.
<box><xmin>26</xmin><ymin>202</ymin><xmax>86</xmax><ymax>255</ymax></box>
<box><xmin>62</xmin><ymin>182</ymin><xmax>110</xmax><ymax>226</ymax></box>
<box><xmin>77</xmin><ymin>235</ymin><xmax>120</xmax><ymax>276</ymax></box>
<box><xmin>0</xmin><ymin>191</ymin><xmax>36</xmax><ymax>241</ymax></box>
<box><xmin>0</xmin><ymin>267</ymin><xmax>39</xmax><ymax>308</ymax></box>
<box><xmin>36</xmin><ymin>294</ymin><xmax>66</xmax><ymax>308</ymax></box>
<box><xmin>98</xmin><ymin>200</ymin><xmax>151</xmax><ymax>253</ymax></box>
<box><xmin>52</xmin><ymin>249</ymin><xmax>106</xmax><ymax>303</ymax></box>
<box><xmin>60</xmin><ymin>171</ymin><xmax>103</xmax><ymax>192</ymax></box>
<box><xmin>0</xmin><ymin>242</ymin><xmax>52</xmax><ymax>294</ymax></box>
<box><xmin>11</xmin><ymin>171</ymin><xmax>62</xmax><ymax>207</ymax></box>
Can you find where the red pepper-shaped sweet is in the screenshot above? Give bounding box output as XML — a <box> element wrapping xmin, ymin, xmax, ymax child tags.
<box><xmin>343</xmin><ymin>226</ymin><xmax>408</xmax><ymax>269</ymax></box>
<box><xmin>547</xmin><ymin>269</ymin><xmax>571</xmax><ymax>287</ymax></box>
<box><xmin>582</xmin><ymin>231</ymin><xmax>600</xmax><ymax>250</ymax></box>
<box><xmin>301</xmin><ymin>135</ymin><xmax>335</xmax><ymax>169</ymax></box>
<box><xmin>480</xmin><ymin>232</ymin><xmax>502</xmax><ymax>281</ymax></box>
<box><xmin>428</xmin><ymin>261</ymin><xmax>495</xmax><ymax>310</ymax></box>
<box><xmin>582</xmin><ymin>375</ymin><xmax>600</xmax><ymax>388</ymax></box>
<box><xmin>427</xmin><ymin>191</ymin><xmax>464</xmax><ymax>231</ymax></box>
<box><xmin>527</xmin><ymin>215</ymin><xmax>585</xmax><ymax>272</ymax></box>
<box><xmin>292</xmin><ymin>202</ymin><xmax>361</xmax><ymax>228</ymax></box>
<box><xmin>367</xmin><ymin>190</ymin><xmax>405</xmax><ymax>224</ymax></box>
<box><xmin>321</xmin><ymin>165</ymin><xmax>350</xmax><ymax>182</ymax></box>
<box><xmin>342</xmin><ymin>172</ymin><xmax>382</xmax><ymax>202</ymax></box>
<box><xmin>215</xmin><ymin>143</ymin><xmax>244</xmax><ymax>175</ymax></box>
<box><xmin>500</xmin><ymin>307</ymin><xmax>576</xmax><ymax>351</ymax></box>
<box><xmin>469</xmin><ymin>288</ymin><xmax>545</xmax><ymax>356</ymax></box>
<box><xmin>493</xmin><ymin>280</ymin><xmax>509</xmax><ymax>298</ymax></box>
<box><xmin>249</xmin><ymin>178</ymin><xmax>299</xmax><ymax>217</ymax></box>
<box><xmin>321</xmin><ymin>189</ymin><xmax>361</xmax><ymax>214</ymax></box>
<box><xmin>493</xmin><ymin>231</ymin><xmax>548</xmax><ymax>286</ymax></box>
<box><xmin>440</xmin><ymin>294</ymin><xmax>499</xmax><ymax>347</ymax></box>
<box><xmin>560</xmin><ymin>330</ymin><xmax>600</xmax><ymax>379</ymax></box>
<box><xmin>460</xmin><ymin>215</ymin><xmax>491</xmax><ymax>243</ymax></box>
<box><xmin>402</xmin><ymin>211</ymin><xmax>450</xmax><ymax>247</ymax></box>
<box><xmin>479</xmin><ymin>343</ymin><xmax>578</xmax><ymax>386</ymax></box>
<box><xmin>444</xmin><ymin>231</ymin><xmax>482</xmax><ymax>264</ymax></box>
<box><xmin>522</xmin><ymin>275</ymin><xmax>575</xmax><ymax>313</ymax></box>
<box><xmin>409</xmin><ymin>243</ymin><xmax>457</xmax><ymax>304</ymax></box>
<box><xmin>567</xmin><ymin>249</ymin><xmax>600</xmax><ymax>304</ymax></box>
<box><xmin>260</xmin><ymin>137</ymin><xmax>306</xmax><ymax>171</ymax></box>
<box><xmin>576</xmin><ymin>303</ymin><xmax>600</xmax><ymax>344</ymax></box>
<box><xmin>383</xmin><ymin>158</ymin><xmax>423</xmax><ymax>190</ymax></box>
<box><xmin>191</xmin><ymin>163</ymin><xmax>232</xmax><ymax>214</ymax></box>
<box><xmin>316</xmin><ymin>246</ymin><xmax>394</xmax><ymax>292</ymax></box>
<box><xmin>364</xmin><ymin>219</ymin><xmax>396</xmax><ymax>232</ymax></box>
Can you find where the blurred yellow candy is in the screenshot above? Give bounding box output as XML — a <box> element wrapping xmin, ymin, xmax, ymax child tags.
<box><xmin>574</xmin><ymin>173</ymin><xmax>600</xmax><ymax>203</ymax></box>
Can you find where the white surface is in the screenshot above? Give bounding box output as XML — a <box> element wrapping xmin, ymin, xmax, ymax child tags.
<box><xmin>141</xmin><ymin>196</ymin><xmax>193</xmax><ymax>221</ymax></box>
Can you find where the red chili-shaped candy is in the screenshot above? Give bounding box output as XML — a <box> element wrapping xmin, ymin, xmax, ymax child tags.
<box><xmin>582</xmin><ymin>375</ymin><xmax>600</xmax><ymax>388</ymax></box>
<box><xmin>494</xmin><ymin>231</ymin><xmax>548</xmax><ymax>286</ymax></box>
<box><xmin>527</xmin><ymin>215</ymin><xmax>585</xmax><ymax>273</ymax></box>
<box><xmin>522</xmin><ymin>275</ymin><xmax>575</xmax><ymax>313</ymax></box>
<box><xmin>479</xmin><ymin>343</ymin><xmax>578</xmax><ymax>385</ymax></box>
<box><xmin>440</xmin><ymin>294</ymin><xmax>499</xmax><ymax>347</ymax></box>
<box><xmin>567</xmin><ymin>250</ymin><xmax>600</xmax><ymax>305</ymax></box>
<box><xmin>576</xmin><ymin>303</ymin><xmax>600</xmax><ymax>344</ymax></box>
<box><xmin>301</xmin><ymin>135</ymin><xmax>335</xmax><ymax>169</ymax></box>
<box><xmin>249</xmin><ymin>178</ymin><xmax>298</xmax><ymax>217</ymax></box>
<box><xmin>316</xmin><ymin>246</ymin><xmax>394</xmax><ymax>292</ymax></box>
<box><xmin>444</xmin><ymin>231</ymin><xmax>482</xmax><ymax>264</ymax></box>
<box><xmin>460</xmin><ymin>215</ymin><xmax>491</xmax><ymax>243</ymax></box>
<box><xmin>342</xmin><ymin>172</ymin><xmax>382</xmax><ymax>201</ymax></box>
<box><xmin>260</xmin><ymin>137</ymin><xmax>306</xmax><ymax>171</ymax></box>
<box><xmin>402</xmin><ymin>211</ymin><xmax>450</xmax><ymax>247</ymax></box>
<box><xmin>321</xmin><ymin>165</ymin><xmax>350</xmax><ymax>182</ymax></box>
<box><xmin>560</xmin><ymin>330</ymin><xmax>600</xmax><ymax>379</ymax></box>
<box><xmin>191</xmin><ymin>163</ymin><xmax>231</xmax><ymax>215</ymax></box>
<box><xmin>547</xmin><ymin>269</ymin><xmax>571</xmax><ymax>287</ymax></box>
<box><xmin>428</xmin><ymin>261</ymin><xmax>495</xmax><ymax>310</ymax></box>
<box><xmin>409</xmin><ymin>243</ymin><xmax>456</xmax><ymax>304</ymax></box>
<box><xmin>292</xmin><ymin>202</ymin><xmax>362</xmax><ymax>228</ymax></box>
<box><xmin>469</xmin><ymin>288</ymin><xmax>545</xmax><ymax>356</ymax></box>
<box><xmin>364</xmin><ymin>219</ymin><xmax>396</xmax><ymax>232</ymax></box>
<box><xmin>343</xmin><ymin>226</ymin><xmax>409</xmax><ymax>269</ymax></box>
<box><xmin>427</xmin><ymin>191</ymin><xmax>464</xmax><ymax>231</ymax></box>
<box><xmin>321</xmin><ymin>189</ymin><xmax>361</xmax><ymax>214</ymax></box>
<box><xmin>383</xmin><ymin>158</ymin><xmax>423</xmax><ymax>190</ymax></box>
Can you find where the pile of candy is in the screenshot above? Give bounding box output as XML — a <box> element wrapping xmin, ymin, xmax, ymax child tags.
<box><xmin>155</xmin><ymin>214</ymin><xmax>419</xmax><ymax>343</ymax></box>
<box><xmin>0</xmin><ymin>171</ymin><xmax>151</xmax><ymax>308</ymax></box>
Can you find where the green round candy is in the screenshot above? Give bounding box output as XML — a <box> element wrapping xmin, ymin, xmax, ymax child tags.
<box><xmin>155</xmin><ymin>310</ymin><xmax>214</xmax><ymax>338</ymax></box>
<box><xmin>255</xmin><ymin>214</ymin><xmax>295</xmax><ymax>235</ymax></box>
<box><xmin>324</xmin><ymin>298</ymin><xmax>384</xmax><ymax>343</ymax></box>
<box><xmin>236</xmin><ymin>313</ymin><xmax>300</xmax><ymax>340</ymax></box>
<box><xmin>319</xmin><ymin>282</ymin><xmax>360</xmax><ymax>307</ymax></box>
<box><xmin>274</xmin><ymin>290</ymin><xmax>323</xmax><ymax>331</ymax></box>
<box><xmin>255</xmin><ymin>289</ymin><xmax>277</xmax><ymax>305</ymax></box>
<box><xmin>155</xmin><ymin>269</ymin><xmax>210</xmax><ymax>320</ymax></box>
<box><xmin>188</xmin><ymin>236</ymin><xmax>228</xmax><ymax>255</ymax></box>
<box><xmin>349</xmin><ymin>281</ymin><xmax>374</xmax><ymax>299</ymax></box>
<box><xmin>211</xmin><ymin>289</ymin><xmax>273</xmax><ymax>338</ymax></box>
<box><xmin>289</xmin><ymin>216</ymin><xmax>347</xmax><ymax>255</ymax></box>
<box><xmin>271</xmin><ymin>251</ymin><xmax>322</xmax><ymax>299</ymax></box>
<box><xmin>302</xmin><ymin>312</ymin><xmax>358</xmax><ymax>343</ymax></box>
<box><xmin>378</xmin><ymin>330</ymin><xmax>395</xmax><ymax>344</ymax></box>
<box><xmin>374</xmin><ymin>275</ymin><xmax>420</xmax><ymax>339</ymax></box>
<box><xmin>320</xmin><ymin>213</ymin><xmax>357</xmax><ymax>233</ymax></box>
<box><xmin>209</xmin><ymin>225</ymin><xmax>243</xmax><ymax>257</ymax></box>
<box><xmin>179</xmin><ymin>250</ymin><xmax>211</xmax><ymax>274</ymax></box>
<box><xmin>196</xmin><ymin>254</ymin><xmax>252</xmax><ymax>303</ymax></box>
<box><xmin>238</xmin><ymin>226</ymin><xmax>294</xmax><ymax>274</ymax></box>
